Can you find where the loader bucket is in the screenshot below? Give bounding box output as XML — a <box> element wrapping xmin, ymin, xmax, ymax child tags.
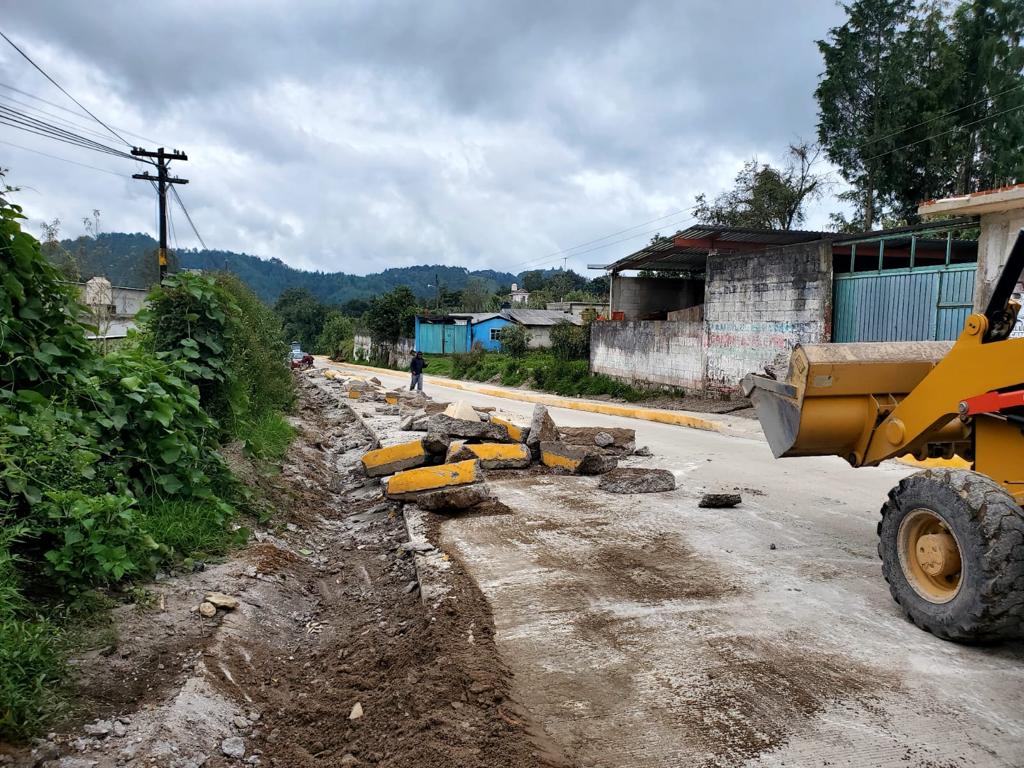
<box><xmin>742</xmin><ymin>341</ymin><xmax>954</xmax><ymax>463</ymax></box>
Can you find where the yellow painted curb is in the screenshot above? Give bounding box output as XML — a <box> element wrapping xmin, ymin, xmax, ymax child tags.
<box><xmin>386</xmin><ymin>459</ymin><xmax>480</xmax><ymax>497</ymax></box>
<box><xmin>324</xmin><ymin>360</ymin><xmax>722</xmax><ymax>433</ymax></box>
<box><xmin>540</xmin><ymin>447</ymin><xmax>582</xmax><ymax>472</ymax></box>
<box><xmin>897</xmin><ymin>454</ymin><xmax>971</xmax><ymax>470</ymax></box>
<box><xmin>490</xmin><ymin>415</ymin><xmax>525</xmax><ymax>442</ymax></box>
<box><xmin>361</xmin><ymin>439</ymin><xmax>427</xmax><ymax>477</ymax></box>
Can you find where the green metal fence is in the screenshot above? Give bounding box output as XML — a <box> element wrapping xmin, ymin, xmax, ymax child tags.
<box><xmin>833</xmin><ymin>263</ymin><xmax>975</xmax><ymax>342</ymax></box>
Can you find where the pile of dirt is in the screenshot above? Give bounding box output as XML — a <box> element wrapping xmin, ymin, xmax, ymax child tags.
<box><xmin>7</xmin><ymin>377</ymin><xmax>559</xmax><ymax>768</ymax></box>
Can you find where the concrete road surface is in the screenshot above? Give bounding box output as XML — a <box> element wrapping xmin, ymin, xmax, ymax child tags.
<box><xmin>328</xmin><ymin>362</ymin><xmax>1024</xmax><ymax>768</ymax></box>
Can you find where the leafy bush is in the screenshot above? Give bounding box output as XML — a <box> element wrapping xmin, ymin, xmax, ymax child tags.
<box><xmin>216</xmin><ymin>273</ymin><xmax>294</xmax><ymax>420</ymax></box>
<box><xmin>451</xmin><ymin>346</ymin><xmax>488</xmax><ymax>379</ymax></box>
<box><xmin>549</xmin><ymin>320</ymin><xmax>590</xmax><ymax>360</ymax></box>
<box><xmin>497</xmin><ymin>324</ymin><xmax>530</xmax><ymax>358</ymax></box>
<box><xmin>317</xmin><ymin>313</ymin><xmax>355</xmax><ymax>359</ymax></box>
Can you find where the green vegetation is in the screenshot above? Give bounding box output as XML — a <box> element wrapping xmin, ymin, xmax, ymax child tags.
<box><xmin>427</xmin><ymin>349</ymin><xmax>646</xmax><ymax>401</ymax></box>
<box><xmin>317</xmin><ymin>314</ymin><xmax>355</xmax><ymax>361</ymax></box>
<box><xmin>0</xmin><ymin>178</ymin><xmax>295</xmax><ymax>741</ymax></box>
<box><xmin>496</xmin><ymin>324</ymin><xmax>530</xmax><ymax>358</ymax></box>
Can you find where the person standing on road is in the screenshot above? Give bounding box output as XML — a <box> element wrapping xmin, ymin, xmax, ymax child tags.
<box><xmin>410</xmin><ymin>351</ymin><xmax>428</xmax><ymax>391</ymax></box>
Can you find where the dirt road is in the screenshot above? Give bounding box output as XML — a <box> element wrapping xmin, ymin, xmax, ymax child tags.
<box><xmin>334</xmin><ymin>362</ymin><xmax>1024</xmax><ymax>768</ymax></box>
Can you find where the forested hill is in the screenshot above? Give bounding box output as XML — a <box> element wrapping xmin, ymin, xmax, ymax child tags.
<box><xmin>53</xmin><ymin>232</ymin><xmax>520</xmax><ymax>304</ymax></box>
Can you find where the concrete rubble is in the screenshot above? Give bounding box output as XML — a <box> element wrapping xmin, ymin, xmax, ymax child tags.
<box><xmin>557</xmin><ymin>426</ymin><xmax>636</xmax><ymax>455</ymax></box>
<box><xmin>598</xmin><ymin>467</ymin><xmax>676</xmax><ymax>494</ymax></box>
<box><xmin>699</xmin><ymin>492</ymin><xmax>743</xmax><ymax>508</ymax></box>
<box><xmin>539</xmin><ymin>441</ymin><xmax>619</xmax><ymax>475</ymax></box>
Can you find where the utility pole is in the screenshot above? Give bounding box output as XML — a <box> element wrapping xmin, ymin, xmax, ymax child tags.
<box><xmin>131</xmin><ymin>147</ymin><xmax>188</xmax><ymax>280</ymax></box>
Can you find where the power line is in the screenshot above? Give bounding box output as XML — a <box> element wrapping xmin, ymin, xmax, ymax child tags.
<box><xmin>0</xmin><ymin>138</ymin><xmax>124</xmax><ymax>177</ymax></box>
<box><xmin>864</xmin><ymin>102</ymin><xmax>1024</xmax><ymax>163</ymax></box>
<box><xmin>861</xmin><ymin>81</ymin><xmax>1024</xmax><ymax>149</ymax></box>
<box><xmin>0</xmin><ymin>29</ymin><xmax>132</xmax><ymax>147</ymax></box>
<box><xmin>0</xmin><ymin>91</ymin><xmax>156</xmax><ymax>148</ymax></box>
<box><xmin>170</xmin><ymin>185</ymin><xmax>207</xmax><ymax>250</ymax></box>
<box><xmin>0</xmin><ymin>104</ymin><xmax>139</xmax><ymax>160</ymax></box>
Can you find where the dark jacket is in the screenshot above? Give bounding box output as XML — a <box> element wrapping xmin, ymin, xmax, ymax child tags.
<box><xmin>411</xmin><ymin>357</ymin><xmax>428</xmax><ymax>375</ymax></box>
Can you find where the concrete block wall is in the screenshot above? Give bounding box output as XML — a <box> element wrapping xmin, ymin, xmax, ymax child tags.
<box><xmin>590</xmin><ymin>319</ymin><xmax>705</xmax><ymax>390</ymax></box>
<box><xmin>591</xmin><ymin>240</ymin><xmax>833</xmax><ymax>396</ymax></box>
<box><xmin>609</xmin><ymin>276</ymin><xmax>704</xmax><ymax>320</ymax></box>
<box><xmin>703</xmin><ymin>241</ymin><xmax>832</xmax><ymax>392</ymax></box>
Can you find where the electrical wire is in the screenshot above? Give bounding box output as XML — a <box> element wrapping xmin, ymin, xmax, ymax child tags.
<box><xmin>0</xmin><ymin>29</ymin><xmax>132</xmax><ymax>147</ymax></box>
<box><xmin>170</xmin><ymin>185</ymin><xmax>207</xmax><ymax>250</ymax></box>
<box><xmin>0</xmin><ymin>91</ymin><xmax>153</xmax><ymax>148</ymax></box>
<box><xmin>0</xmin><ymin>138</ymin><xmax>124</xmax><ymax>177</ymax></box>
<box><xmin>0</xmin><ymin>104</ymin><xmax>139</xmax><ymax>160</ymax></box>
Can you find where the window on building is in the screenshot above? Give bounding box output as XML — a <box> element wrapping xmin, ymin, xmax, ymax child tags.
<box><xmin>490</xmin><ymin>328</ymin><xmax>501</xmax><ymax>341</ymax></box>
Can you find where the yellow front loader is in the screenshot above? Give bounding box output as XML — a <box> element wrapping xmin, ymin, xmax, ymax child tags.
<box><xmin>743</xmin><ymin>231</ymin><xmax>1024</xmax><ymax>643</ymax></box>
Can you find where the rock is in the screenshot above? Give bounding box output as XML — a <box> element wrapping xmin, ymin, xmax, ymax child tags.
<box><xmin>340</xmin><ymin>755</ymin><xmax>361</xmax><ymax>766</ymax></box>
<box><xmin>199</xmin><ymin>601</ymin><xmax>217</xmax><ymax>618</ymax></box>
<box><xmin>112</xmin><ymin>721</ymin><xmax>127</xmax><ymax>738</ymax></box>
<box><xmin>444</xmin><ymin>401</ymin><xmax>480</xmax><ymax>422</ymax></box>
<box><xmin>769</xmin><ymin>543</ymin><xmax>777</xmax><ymax>550</ymax></box>
<box><xmin>248</xmin><ymin>711</ymin><xmax>261</xmax><ymax>722</ymax></box>
<box><xmin>370</xmin><ymin>377</ymin><xmax>382</xmax><ymax>385</ymax></box>
<box><xmin>205</xmin><ymin>592</ymin><xmax>239</xmax><ymax>610</ymax></box>
<box><xmin>55</xmin><ymin>759</ymin><xmax>98</xmax><ymax>768</ymax></box>
<box><xmin>525</xmin><ymin>405</ymin><xmax>557</xmax><ymax>453</ymax></box>
<box><xmin>349</xmin><ymin>701</ymin><xmax>364</xmax><ymax>720</ymax></box>
<box><xmin>539</xmin><ymin>442</ymin><xmax>618</xmax><ymax>475</ymax></box>
<box><xmin>399</xmin><ymin>408</ymin><xmax>427</xmax><ymax>431</ymax></box>
<box><xmin>83</xmin><ymin>720</ymin><xmax>112</xmax><ymax>737</ymax></box>
<box><xmin>233</xmin><ymin>716</ymin><xmax>249</xmax><ymax>729</ymax></box>
<box><xmin>221</xmin><ymin>736</ymin><xmax>246</xmax><ymax>759</ymax></box>
<box><xmin>404</xmin><ymin>580</ymin><xmax>419</xmax><ymax>593</ymax></box>
<box><xmin>413</xmin><ymin>483</ymin><xmax>492</xmax><ymax>511</ymax></box>
<box><xmin>426</xmin><ymin>414</ymin><xmax>510</xmax><ymax>442</ymax></box>
<box><xmin>699</xmin><ymin>493</ymin><xmax>742</xmax><ymax>508</ymax></box>
<box><xmin>31</xmin><ymin>741</ymin><xmax>60</xmax><ymax>762</ymax></box>
<box><xmin>598</xmin><ymin>468</ymin><xmax>676</xmax><ymax>494</ymax></box>
<box><xmin>422</xmin><ymin>432</ymin><xmax>453</xmax><ymax>457</ymax></box>
<box><xmin>558</xmin><ymin>426</ymin><xmax>635</xmax><ymax>455</ymax></box>
<box><xmin>633</xmin><ymin>446</ymin><xmax>653</xmax><ymax>457</ymax></box>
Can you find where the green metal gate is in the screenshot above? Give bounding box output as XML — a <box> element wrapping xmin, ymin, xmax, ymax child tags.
<box><xmin>833</xmin><ymin>263</ymin><xmax>976</xmax><ymax>342</ymax></box>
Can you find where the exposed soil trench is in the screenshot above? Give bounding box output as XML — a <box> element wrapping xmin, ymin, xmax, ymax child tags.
<box><xmin>7</xmin><ymin>376</ymin><xmax>558</xmax><ymax>768</ymax></box>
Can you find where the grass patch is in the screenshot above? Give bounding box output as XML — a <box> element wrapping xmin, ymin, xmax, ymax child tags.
<box><xmin>139</xmin><ymin>498</ymin><xmax>246</xmax><ymax>562</ymax></box>
<box><xmin>237</xmin><ymin>412</ymin><xmax>295</xmax><ymax>461</ymax></box>
<box><xmin>0</xmin><ymin>614</ymin><xmax>65</xmax><ymax>741</ymax></box>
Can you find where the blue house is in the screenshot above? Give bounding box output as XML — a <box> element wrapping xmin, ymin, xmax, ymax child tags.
<box><xmin>414</xmin><ymin>313</ymin><xmax>510</xmax><ymax>354</ymax></box>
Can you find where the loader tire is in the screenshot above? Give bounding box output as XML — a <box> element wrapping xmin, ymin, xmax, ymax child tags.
<box><xmin>877</xmin><ymin>468</ymin><xmax>1024</xmax><ymax>643</ymax></box>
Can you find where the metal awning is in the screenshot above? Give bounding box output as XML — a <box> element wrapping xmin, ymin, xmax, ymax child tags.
<box><xmin>594</xmin><ymin>225</ymin><xmax>831</xmax><ymax>273</ymax></box>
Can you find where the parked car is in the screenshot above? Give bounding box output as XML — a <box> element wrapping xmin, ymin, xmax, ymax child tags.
<box><xmin>289</xmin><ymin>346</ymin><xmax>313</xmax><ymax>370</ymax></box>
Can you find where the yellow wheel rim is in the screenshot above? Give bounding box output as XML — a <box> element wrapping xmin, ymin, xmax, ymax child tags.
<box><xmin>897</xmin><ymin>508</ymin><xmax>964</xmax><ymax>604</ymax></box>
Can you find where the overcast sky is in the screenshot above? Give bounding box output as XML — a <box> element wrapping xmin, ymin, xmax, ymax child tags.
<box><xmin>2</xmin><ymin>1</ymin><xmax>848</xmax><ymax>276</ymax></box>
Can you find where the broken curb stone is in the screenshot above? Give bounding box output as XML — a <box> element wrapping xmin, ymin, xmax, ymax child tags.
<box><xmin>598</xmin><ymin>468</ymin><xmax>676</xmax><ymax>494</ymax></box>
<box><xmin>446</xmin><ymin>442</ymin><xmax>531</xmax><ymax>469</ymax></box>
<box><xmin>386</xmin><ymin>459</ymin><xmax>483</xmax><ymax>501</ymax></box>
<box><xmin>490</xmin><ymin>415</ymin><xmax>527</xmax><ymax>442</ymax></box>
<box><xmin>525</xmin><ymin>404</ymin><xmax>557</xmax><ymax>452</ymax></box>
<box><xmin>426</xmin><ymin>413</ymin><xmax>510</xmax><ymax>442</ymax></box>
<box><xmin>361</xmin><ymin>439</ymin><xmax>427</xmax><ymax>477</ymax></box>
<box><xmin>699</xmin><ymin>492</ymin><xmax>742</xmax><ymax>508</ymax></box>
<box><xmin>558</xmin><ymin>426</ymin><xmax>636</xmax><ymax>455</ymax></box>
<box><xmin>539</xmin><ymin>441</ymin><xmax>618</xmax><ymax>475</ymax></box>
<box><xmin>413</xmin><ymin>483</ymin><xmax>492</xmax><ymax>511</ymax></box>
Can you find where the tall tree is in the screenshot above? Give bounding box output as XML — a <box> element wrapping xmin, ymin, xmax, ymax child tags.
<box><xmin>693</xmin><ymin>142</ymin><xmax>827</xmax><ymax>230</ymax></box>
<box><xmin>816</xmin><ymin>0</ymin><xmax>916</xmax><ymax>231</ymax></box>
<box><xmin>274</xmin><ymin>288</ymin><xmax>327</xmax><ymax>351</ymax></box>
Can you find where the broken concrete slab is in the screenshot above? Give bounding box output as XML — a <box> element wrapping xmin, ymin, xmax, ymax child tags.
<box><xmin>413</xmin><ymin>483</ymin><xmax>492</xmax><ymax>511</ymax></box>
<box><xmin>399</xmin><ymin>408</ymin><xmax>427</xmax><ymax>431</ymax></box>
<box><xmin>444</xmin><ymin>400</ymin><xmax>480</xmax><ymax>422</ymax></box>
<box><xmin>558</xmin><ymin>426</ymin><xmax>636</xmax><ymax>455</ymax></box>
<box><xmin>386</xmin><ymin>459</ymin><xmax>483</xmax><ymax>500</ymax></box>
<box><xmin>490</xmin><ymin>415</ymin><xmax>528</xmax><ymax>443</ymax></box>
<box><xmin>539</xmin><ymin>441</ymin><xmax>618</xmax><ymax>475</ymax></box>
<box><xmin>426</xmin><ymin>413</ymin><xmax>510</xmax><ymax>442</ymax></box>
<box><xmin>525</xmin><ymin>405</ymin><xmax>557</xmax><ymax>455</ymax></box>
<box><xmin>699</xmin><ymin>492</ymin><xmax>742</xmax><ymax>508</ymax></box>
<box><xmin>422</xmin><ymin>432</ymin><xmax>453</xmax><ymax>457</ymax></box>
<box><xmin>598</xmin><ymin>468</ymin><xmax>676</xmax><ymax>494</ymax></box>
<box><xmin>361</xmin><ymin>439</ymin><xmax>428</xmax><ymax>477</ymax></box>
<box><xmin>446</xmin><ymin>442</ymin><xmax>531</xmax><ymax>469</ymax></box>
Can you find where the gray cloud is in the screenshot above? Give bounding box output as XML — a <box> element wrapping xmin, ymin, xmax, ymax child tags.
<box><xmin>2</xmin><ymin>1</ymin><xmax>847</xmax><ymax>276</ymax></box>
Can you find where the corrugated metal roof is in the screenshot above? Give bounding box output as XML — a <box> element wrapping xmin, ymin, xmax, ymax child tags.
<box><xmin>503</xmin><ymin>309</ymin><xmax>582</xmax><ymax>326</ymax></box>
<box><xmin>600</xmin><ymin>225</ymin><xmax>831</xmax><ymax>273</ymax></box>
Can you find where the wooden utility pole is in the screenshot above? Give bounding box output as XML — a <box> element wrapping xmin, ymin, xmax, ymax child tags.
<box><xmin>131</xmin><ymin>147</ymin><xmax>188</xmax><ymax>280</ymax></box>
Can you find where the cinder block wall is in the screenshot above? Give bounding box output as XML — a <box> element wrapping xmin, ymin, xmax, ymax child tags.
<box><xmin>591</xmin><ymin>240</ymin><xmax>833</xmax><ymax>396</ymax></box>
<box><xmin>703</xmin><ymin>241</ymin><xmax>832</xmax><ymax>393</ymax></box>
<box><xmin>590</xmin><ymin>319</ymin><xmax>705</xmax><ymax>390</ymax></box>
<box><xmin>610</xmin><ymin>276</ymin><xmax>704</xmax><ymax>319</ymax></box>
